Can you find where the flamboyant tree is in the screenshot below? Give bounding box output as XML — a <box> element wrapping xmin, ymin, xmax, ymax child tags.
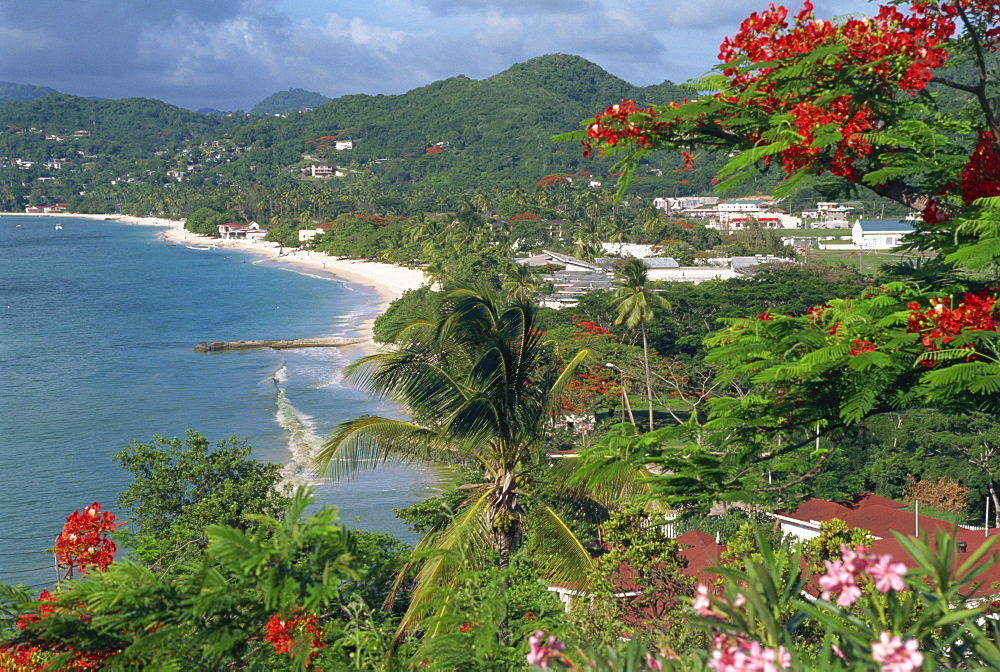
<box><xmin>561</xmin><ymin>1</ymin><xmax>1000</xmax><ymax>507</ymax></box>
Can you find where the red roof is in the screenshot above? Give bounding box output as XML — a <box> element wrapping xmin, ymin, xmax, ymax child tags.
<box><xmin>850</xmin><ymin>493</ymin><xmax>906</xmax><ymax>510</ymax></box>
<box><xmin>675</xmin><ymin>530</ymin><xmax>716</xmax><ymax>547</ymax></box>
<box><xmin>838</xmin><ymin>504</ymin><xmax>953</xmax><ymax>540</ymax></box>
<box><xmin>781</xmin><ymin>497</ymin><xmax>852</xmax><ymax>521</ymax></box>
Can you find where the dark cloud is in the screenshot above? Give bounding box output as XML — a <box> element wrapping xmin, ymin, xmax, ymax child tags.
<box><xmin>0</xmin><ymin>0</ymin><xmax>876</xmax><ymax>110</ymax></box>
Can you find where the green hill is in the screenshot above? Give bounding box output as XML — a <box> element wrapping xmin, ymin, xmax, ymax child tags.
<box><xmin>0</xmin><ymin>95</ymin><xmax>232</xmax><ymax>152</ymax></box>
<box><xmin>0</xmin><ymin>55</ymin><xmax>700</xmax><ymax>213</ymax></box>
<box><xmin>251</xmin><ymin>88</ymin><xmax>332</xmax><ymax>116</ymax></box>
<box><xmin>222</xmin><ymin>54</ymin><xmax>688</xmax><ymax>189</ymax></box>
<box><xmin>0</xmin><ymin>82</ymin><xmax>62</xmax><ymax>104</ymax></box>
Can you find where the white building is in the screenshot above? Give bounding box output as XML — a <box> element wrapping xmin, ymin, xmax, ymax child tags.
<box><xmin>801</xmin><ymin>201</ymin><xmax>857</xmax><ymax>228</ymax></box>
<box><xmin>851</xmin><ymin>220</ymin><xmax>915</xmax><ymax>249</ymax></box>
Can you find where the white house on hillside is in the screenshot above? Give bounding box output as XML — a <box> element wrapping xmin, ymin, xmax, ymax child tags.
<box><xmin>851</xmin><ymin>220</ymin><xmax>915</xmax><ymax>249</ymax></box>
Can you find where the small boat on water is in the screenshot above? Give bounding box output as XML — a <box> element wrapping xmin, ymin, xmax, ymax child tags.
<box><xmin>54</xmin><ymin>224</ymin><xmax>62</xmax><ymax>230</ymax></box>
<box><xmin>186</xmin><ymin>244</ymin><xmax>216</xmax><ymax>250</ymax></box>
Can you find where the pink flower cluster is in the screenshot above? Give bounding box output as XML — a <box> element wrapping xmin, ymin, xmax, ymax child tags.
<box><xmin>693</xmin><ymin>583</ymin><xmax>746</xmax><ymax>620</ymax></box>
<box><xmin>708</xmin><ymin>634</ymin><xmax>791</xmax><ymax>672</ymax></box>
<box><xmin>871</xmin><ymin>631</ymin><xmax>923</xmax><ymax>671</ymax></box>
<box><xmin>527</xmin><ymin>630</ymin><xmax>566</xmax><ymax>669</ymax></box>
<box><xmin>818</xmin><ymin>544</ymin><xmax>907</xmax><ymax>607</ymax></box>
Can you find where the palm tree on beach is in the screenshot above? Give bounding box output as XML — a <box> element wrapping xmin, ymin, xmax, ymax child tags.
<box><xmin>612</xmin><ymin>257</ymin><xmax>671</xmax><ymax>431</ymax></box>
<box><xmin>316</xmin><ymin>288</ymin><xmax>591</xmax><ymax>644</ymax></box>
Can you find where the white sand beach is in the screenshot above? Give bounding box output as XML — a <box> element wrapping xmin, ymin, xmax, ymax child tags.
<box><xmin>155</xmin><ymin>222</ymin><xmax>426</xmax><ymax>305</ymax></box>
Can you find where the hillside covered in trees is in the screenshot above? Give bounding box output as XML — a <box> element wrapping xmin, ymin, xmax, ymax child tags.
<box><xmin>0</xmin><ymin>55</ymin><xmax>718</xmax><ymax>214</ymax></box>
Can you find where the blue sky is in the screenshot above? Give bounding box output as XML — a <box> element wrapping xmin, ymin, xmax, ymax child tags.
<box><xmin>0</xmin><ymin>0</ymin><xmax>874</xmax><ymax>111</ymax></box>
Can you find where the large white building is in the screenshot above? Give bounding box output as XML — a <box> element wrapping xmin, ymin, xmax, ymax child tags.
<box><xmin>851</xmin><ymin>220</ymin><xmax>915</xmax><ymax>249</ymax></box>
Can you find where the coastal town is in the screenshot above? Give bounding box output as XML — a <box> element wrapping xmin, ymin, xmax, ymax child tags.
<box><xmin>5</xmin><ymin>1</ymin><xmax>1000</xmax><ymax>669</ymax></box>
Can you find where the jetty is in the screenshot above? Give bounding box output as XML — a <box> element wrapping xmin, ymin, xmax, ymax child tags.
<box><xmin>195</xmin><ymin>337</ymin><xmax>368</xmax><ymax>352</ymax></box>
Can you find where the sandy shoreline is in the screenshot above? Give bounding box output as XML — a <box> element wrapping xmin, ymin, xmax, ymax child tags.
<box><xmin>4</xmin><ymin>212</ymin><xmax>428</xmax><ymax>341</ymax></box>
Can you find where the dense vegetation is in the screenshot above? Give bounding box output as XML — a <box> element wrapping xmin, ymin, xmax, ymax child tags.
<box><xmin>8</xmin><ymin>3</ymin><xmax>1000</xmax><ymax>669</ymax></box>
<box><xmin>251</xmin><ymin>88</ymin><xmax>332</xmax><ymax>116</ymax></box>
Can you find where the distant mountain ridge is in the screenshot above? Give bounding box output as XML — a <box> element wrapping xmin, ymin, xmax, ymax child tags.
<box><xmin>251</xmin><ymin>88</ymin><xmax>331</xmax><ymax>116</ymax></box>
<box><xmin>0</xmin><ymin>54</ymin><xmax>693</xmax><ymax>198</ymax></box>
<box><xmin>221</xmin><ymin>54</ymin><xmax>688</xmax><ymax>188</ymax></box>
<box><xmin>0</xmin><ymin>81</ymin><xmax>62</xmax><ymax>104</ymax></box>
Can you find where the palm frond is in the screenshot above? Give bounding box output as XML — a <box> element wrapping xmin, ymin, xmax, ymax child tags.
<box><xmin>393</xmin><ymin>490</ymin><xmax>494</xmax><ymax>639</ymax></box>
<box><xmin>527</xmin><ymin>501</ymin><xmax>595</xmax><ymax>587</ymax></box>
<box><xmin>316</xmin><ymin>416</ymin><xmax>451</xmax><ymax>480</ymax></box>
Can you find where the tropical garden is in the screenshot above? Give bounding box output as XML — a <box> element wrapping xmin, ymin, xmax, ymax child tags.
<box><xmin>6</xmin><ymin>0</ymin><xmax>1000</xmax><ymax>669</ymax></box>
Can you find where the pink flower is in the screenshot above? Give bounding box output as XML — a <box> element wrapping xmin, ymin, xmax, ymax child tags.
<box><xmin>819</xmin><ymin>559</ymin><xmax>862</xmax><ymax>607</ymax></box>
<box><xmin>868</xmin><ymin>554</ymin><xmax>908</xmax><ymax>593</ymax></box>
<box><xmin>871</xmin><ymin>632</ymin><xmax>923</xmax><ymax>672</ymax></box>
<box><xmin>840</xmin><ymin>544</ymin><xmax>872</xmax><ymax>574</ymax></box>
<box><xmin>527</xmin><ymin>630</ymin><xmax>566</xmax><ymax>669</ymax></box>
<box><xmin>708</xmin><ymin>637</ymin><xmax>791</xmax><ymax>671</ymax></box>
<box><xmin>646</xmin><ymin>652</ymin><xmax>663</xmax><ymax>671</ymax></box>
<box><xmin>693</xmin><ymin>583</ymin><xmax>716</xmax><ymax>617</ymax></box>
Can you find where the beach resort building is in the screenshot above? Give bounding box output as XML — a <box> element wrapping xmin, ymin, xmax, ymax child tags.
<box><xmin>218</xmin><ymin>222</ymin><xmax>268</xmax><ymax>243</ymax></box>
<box><xmin>298</xmin><ymin>223</ymin><xmax>333</xmax><ymax>242</ymax></box>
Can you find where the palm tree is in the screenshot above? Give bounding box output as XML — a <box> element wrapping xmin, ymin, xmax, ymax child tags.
<box><xmin>316</xmin><ymin>288</ymin><xmax>591</xmax><ymax>643</ymax></box>
<box><xmin>423</xmin><ymin>260</ymin><xmax>449</xmax><ymax>289</ymax></box>
<box><xmin>501</xmin><ymin>262</ymin><xmax>536</xmax><ymax>301</ymax></box>
<box><xmin>612</xmin><ymin>258</ymin><xmax>671</xmax><ymax>431</ymax></box>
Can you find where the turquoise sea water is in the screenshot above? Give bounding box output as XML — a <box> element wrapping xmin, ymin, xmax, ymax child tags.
<box><xmin>0</xmin><ymin>215</ymin><xmax>437</xmax><ymax>589</ymax></box>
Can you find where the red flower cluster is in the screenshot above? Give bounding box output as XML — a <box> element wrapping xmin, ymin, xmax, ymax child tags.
<box><xmin>354</xmin><ymin>214</ymin><xmax>388</xmax><ymax>225</ymax></box>
<box><xmin>960</xmin><ymin>131</ymin><xmax>1000</xmax><ymax>204</ymax></box>
<box><xmin>582</xmin><ymin>99</ymin><xmax>673</xmax><ymax>158</ymax></box>
<box><xmin>5</xmin><ymin>590</ymin><xmax>112</xmax><ymax>670</ymax></box>
<box><xmin>848</xmin><ymin>339</ymin><xmax>877</xmax><ymax>356</ymax></box>
<box><xmin>758</xmin><ymin>312</ymin><xmax>773</xmax><ymax>321</ymax></box>
<box><xmin>574</xmin><ymin>320</ymin><xmax>615</xmax><ymax>338</ymax></box>
<box><xmin>562</xmin><ymin>369</ymin><xmax>617</xmax><ymax>413</ymax></box>
<box><xmin>54</xmin><ymin>503</ymin><xmax>119</xmax><ymax>576</ymax></box>
<box><xmin>906</xmin><ymin>290</ymin><xmax>998</xmax><ymax>361</ymax></box>
<box><xmin>716</xmin><ymin>1</ymin><xmax>955</xmax><ymax>180</ymax></box>
<box><xmin>917</xmin><ymin>1</ymin><xmax>1000</xmax><ymax>52</ymax></box>
<box><xmin>264</xmin><ymin>612</ymin><xmax>324</xmax><ymax>665</ymax></box>
<box><xmin>535</xmin><ymin>174</ymin><xmax>571</xmax><ymax>189</ymax></box>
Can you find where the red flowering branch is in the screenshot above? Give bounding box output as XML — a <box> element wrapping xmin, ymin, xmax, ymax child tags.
<box><xmin>6</xmin><ymin>590</ymin><xmax>114</xmax><ymax>670</ymax></box>
<box><xmin>53</xmin><ymin>503</ymin><xmax>120</xmax><ymax>578</ymax></box>
<box><xmin>264</xmin><ymin>611</ymin><xmax>325</xmax><ymax>666</ymax></box>
<box><xmin>905</xmin><ymin>288</ymin><xmax>998</xmax><ymax>364</ymax></box>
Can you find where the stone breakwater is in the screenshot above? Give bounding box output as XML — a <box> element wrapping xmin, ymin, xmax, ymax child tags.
<box><xmin>195</xmin><ymin>337</ymin><xmax>368</xmax><ymax>352</ymax></box>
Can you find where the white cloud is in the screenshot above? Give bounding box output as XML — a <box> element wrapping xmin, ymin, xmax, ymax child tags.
<box><xmin>474</xmin><ymin>12</ymin><xmax>525</xmax><ymax>51</ymax></box>
<box><xmin>318</xmin><ymin>14</ymin><xmax>408</xmax><ymax>52</ymax></box>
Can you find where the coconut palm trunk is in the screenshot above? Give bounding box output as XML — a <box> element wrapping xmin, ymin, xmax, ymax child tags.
<box><xmin>612</xmin><ymin>258</ymin><xmax>671</xmax><ymax>431</ymax></box>
<box><xmin>641</xmin><ymin>322</ymin><xmax>654</xmax><ymax>431</ymax></box>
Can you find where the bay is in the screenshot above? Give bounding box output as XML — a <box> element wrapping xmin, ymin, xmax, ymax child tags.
<box><xmin>0</xmin><ymin>215</ymin><xmax>436</xmax><ymax>589</ymax></box>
